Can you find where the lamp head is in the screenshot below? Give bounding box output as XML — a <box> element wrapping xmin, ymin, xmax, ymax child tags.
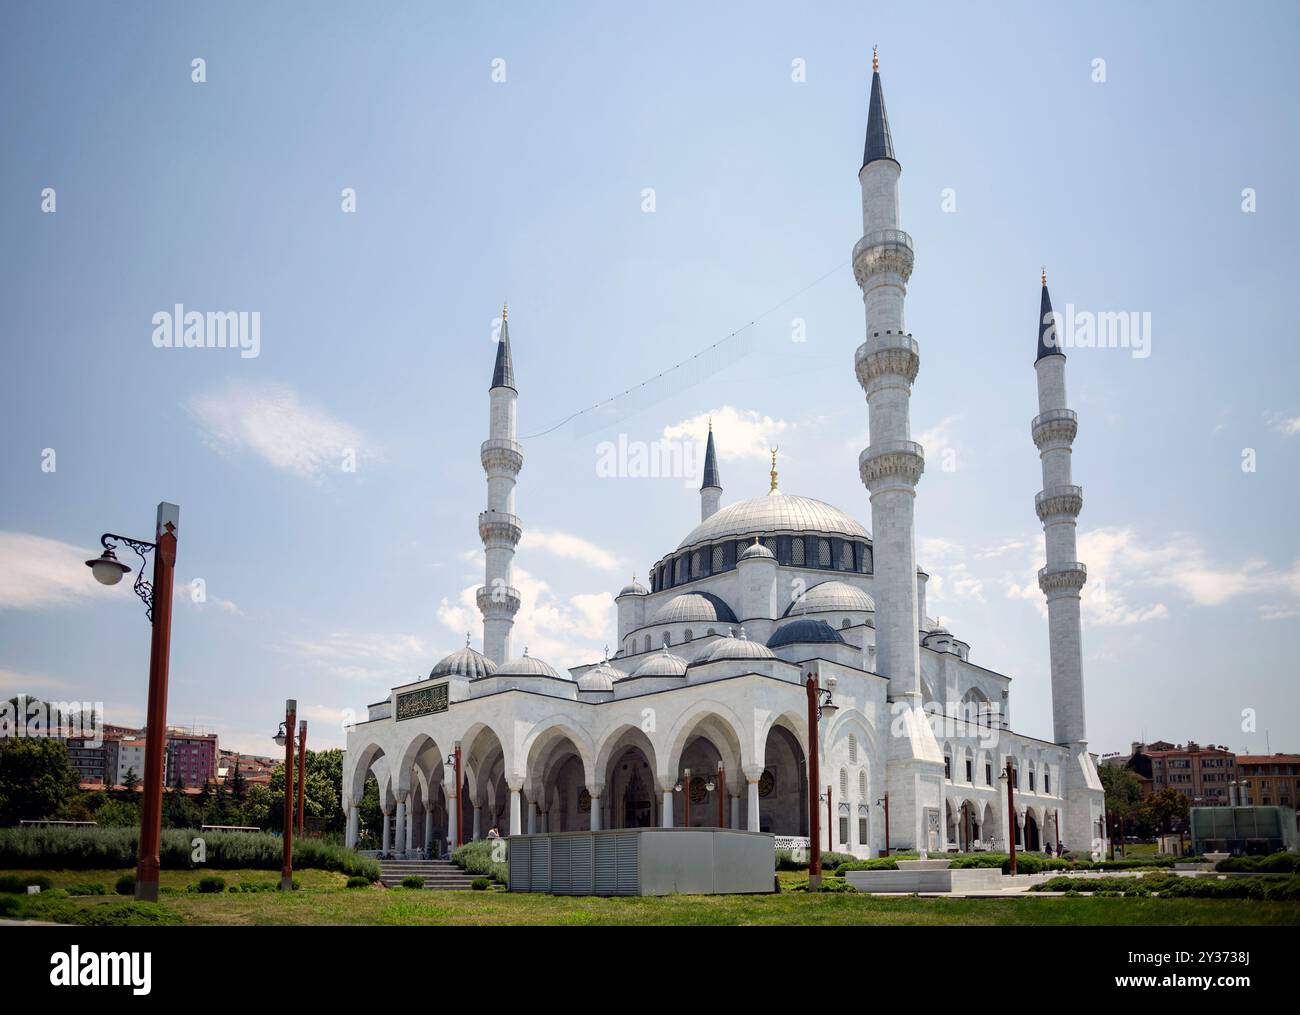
<box><xmin>85</xmin><ymin>548</ymin><xmax>131</xmax><ymax>586</ymax></box>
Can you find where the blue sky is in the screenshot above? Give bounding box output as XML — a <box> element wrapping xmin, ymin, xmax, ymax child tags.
<box><xmin>1</xmin><ymin>1</ymin><xmax>1297</xmax><ymax>758</ymax></box>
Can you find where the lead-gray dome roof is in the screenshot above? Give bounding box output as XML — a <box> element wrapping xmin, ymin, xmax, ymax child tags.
<box><xmin>429</xmin><ymin>643</ymin><xmax>498</xmax><ymax>681</ymax></box>
<box><xmin>629</xmin><ymin>648</ymin><xmax>689</xmax><ymax>678</ymax></box>
<box><xmin>739</xmin><ymin>539</ymin><xmax>775</xmax><ymax>561</ymax></box>
<box><xmin>703</xmin><ymin>629</ymin><xmax>777</xmax><ymax>663</ymax></box>
<box><xmin>651</xmin><ymin>590</ymin><xmax>738</xmax><ymax>625</ymax></box>
<box><xmin>676</xmin><ymin>494</ymin><xmax>870</xmax><ymax>551</ymax></box>
<box><xmin>576</xmin><ymin>660</ymin><xmax>620</xmax><ymax>691</ymax></box>
<box><xmin>783</xmin><ymin>580</ymin><xmax>875</xmax><ymax>617</ymax></box>
<box><xmin>496</xmin><ymin>651</ymin><xmax>570</xmax><ymax>680</ymax></box>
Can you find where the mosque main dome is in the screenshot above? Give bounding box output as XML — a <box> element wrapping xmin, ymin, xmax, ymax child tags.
<box><xmin>676</xmin><ymin>494</ymin><xmax>870</xmax><ymax>551</ymax></box>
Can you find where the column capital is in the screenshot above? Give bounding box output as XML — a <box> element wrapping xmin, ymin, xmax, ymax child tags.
<box><xmin>743</xmin><ymin>765</ymin><xmax>765</xmax><ymax>784</ymax></box>
<box><xmin>585</xmin><ymin>783</ymin><xmax>605</xmax><ymax>799</ymax></box>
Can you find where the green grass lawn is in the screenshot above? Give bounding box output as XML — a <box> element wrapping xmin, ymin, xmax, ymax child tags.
<box><xmin>2</xmin><ymin>868</ymin><xmax>1297</xmax><ymax>926</ymax></box>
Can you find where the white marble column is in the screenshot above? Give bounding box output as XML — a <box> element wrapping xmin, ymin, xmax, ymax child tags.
<box><xmin>509</xmin><ymin>787</ymin><xmax>522</xmax><ymax>836</ymax></box>
<box><xmin>661</xmin><ymin>789</ymin><xmax>674</xmax><ymax>828</ymax></box>
<box><xmin>380</xmin><ymin>808</ymin><xmax>392</xmax><ymax>854</ymax></box>
<box><xmin>424</xmin><ymin>809</ymin><xmax>433</xmax><ymax>852</ymax></box>
<box><xmin>745</xmin><ymin>767</ymin><xmax>762</xmax><ymax>833</ymax></box>
<box><xmin>345</xmin><ymin>799</ymin><xmax>360</xmax><ymax>849</ymax></box>
<box><xmin>528</xmin><ymin>801</ymin><xmax>538</xmax><ymax>834</ymax></box>
<box><xmin>589</xmin><ymin>788</ymin><xmax>602</xmax><ymax>831</ymax></box>
<box><xmin>730</xmin><ymin>792</ymin><xmax>742</xmax><ymax>830</ymax></box>
<box><xmin>473</xmin><ymin>805</ymin><xmax>482</xmax><ymax>841</ymax></box>
<box><xmin>445</xmin><ymin>778</ymin><xmax>459</xmax><ymax>849</ymax></box>
<box><xmin>390</xmin><ymin>795</ymin><xmax>405</xmax><ymax>857</ymax></box>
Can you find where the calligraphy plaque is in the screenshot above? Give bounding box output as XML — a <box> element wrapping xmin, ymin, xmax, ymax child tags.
<box><xmin>396</xmin><ymin>683</ymin><xmax>449</xmax><ymax>721</ymax></box>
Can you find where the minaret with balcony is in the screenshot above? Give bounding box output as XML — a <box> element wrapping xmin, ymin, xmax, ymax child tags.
<box><xmin>478</xmin><ymin>304</ymin><xmax>523</xmax><ymax>664</ymax></box>
<box><xmin>1032</xmin><ymin>271</ymin><xmax>1105</xmax><ymax>851</ymax></box>
<box><xmin>853</xmin><ymin>50</ymin><xmax>944</xmax><ymax>852</ymax></box>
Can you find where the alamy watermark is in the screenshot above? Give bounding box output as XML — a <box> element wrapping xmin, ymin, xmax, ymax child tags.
<box><xmin>1041</xmin><ymin>304</ymin><xmax>1151</xmax><ymax>359</ymax></box>
<box><xmin>1</xmin><ymin>695</ymin><xmax>104</xmax><ymax>747</ymax></box>
<box><xmin>152</xmin><ymin>304</ymin><xmax>260</xmax><ymax>359</ymax></box>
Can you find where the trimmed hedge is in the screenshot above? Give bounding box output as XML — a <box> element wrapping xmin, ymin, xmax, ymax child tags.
<box><xmin>452</xmin><ymin>840</ymin><xmax>507</xmax><ymax>884</ymax></box>
<box><xmin>1032</xmin><ymin>872</ymin><xmax>1300</xmax><ymax>902</ymax></box>
<box><xmin>775</xmin><ymin>848</ymin><xmax>857</xmax><ymax>872</ymax></box>
<box><xmin>1216</xmin><ymin>852</ymin><xmax>1300</xmax><ymax>875</ymax></box>
<box><xmin>0</xmin><ymin>826</ymin><xmax>380</xmax><ymax>880</ymax></box>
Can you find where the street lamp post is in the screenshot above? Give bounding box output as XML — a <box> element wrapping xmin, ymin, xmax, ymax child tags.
<box><xmin>716</xmin><ymin>761</ymin><xmax>726</xmax><ymax>828</ymax></box>
<box><xmin>805</xmin><ymin>672</ymin><xmax>837</xmax><ymax>891</ymax></box>
<box><xmin>84</xmin><ymin>502</ymin><xmax>179</xmax><ymax>903</ymax></box>
<box><xmin>876</xmin><ymin>792</ymin><xmax>891</xmax><ymax>857</ymax></box>
<box><xmin>999</xmin><ymin>759</ymin><xmax>1018</xmax><ymax>875</ymax></box>
<box><xmin>296</xmin><ymin>720</ymin><xmax>307</xmax><ymax>835</ymax></box>
<box><xmin>275</xmin><ymin>700</ymin><xmax>296</xmax><ymax>890</ymax></box>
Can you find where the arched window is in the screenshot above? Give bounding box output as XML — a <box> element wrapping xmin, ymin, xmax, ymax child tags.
<box><xmin>791</xmin><ymin>539</ymin><xmax>805</xmax><ymax>566</ymax></box>
<box><xmin>684</xmin><ymin>629</ymin><xmax>693</xmax><ymax>642</ymax></box>
<box><xmin>690</xmin><ymin>551</ymin><xmax>701</xmax><ymax>578</ymax></box>
<box><xmin>944</xmin><ymin>753</ymin><xmax>952</xmax><ymax>780</ymax></box>
<box><xmin>848</xmin><ymin>735</ymin><xmax>858</xmax><ymax>765</ymax></box>
<box><xmin>858</xmin><ymin>770</ymin><xmax>867</xmax><ymax>798</ymax></box>
<box><xmin>663</xmin><ymin>631</ymin><xmax>672</xmax><ymax>647</ymax></box>
<box><xmin>839</xmin><ymin>768</ymin><xmax>848</xmax><ymax>798</ymax></box>
<box><xmin>841</xmin><ymin>618</ymin><xmax>851</xmax><ymax>629</ymax></box>
<box><xmin>839</xmin><ymin>542</ymin><xmax>853</xmax><ymax>570</ymax></box>
<box><xmin>673</xmin><ymin>558</ymin><xmax>684</xmax><ymax>584</ymax></box>
<box><xmin>706</xmin><ymin>628</ymin><xmax>715</xmax><ymax>637</ymax></box>
<box><xmin>763</xmin><ymin>536</ymin><xmax>777</xmax><ymax>554</ymax></box>
<box><xmin>711</xmin><ymin>545</ymin><xmax>724</xmax><ymax>572</ymax></box>
<box><xmin>1045</xmin><ymin>769</ymin><xmax>1052</xmax><ymax>795</ymax></box>
<box><xmin>644</xmin><ymin>635</ymin><xmax>651</xmax><ymax>653</ymax></box>
<box><xmin>818</xmin><ymin>539</ymin><xmax>831</xmax><ymax>567</ymax></box>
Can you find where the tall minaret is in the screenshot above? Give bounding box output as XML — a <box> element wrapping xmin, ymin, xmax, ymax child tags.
<box><xmin>478</xmin><ymin>304</ymin><xmax>523</xmax><ymax>664</ymax></box>
<box><xmin>1033</xmin><ymin>271</ymin><xmax>1103</xmax><ymax>851</ymax></box>
<box><xmin>852</xmin><ymin>50</ymin><xmax>943</xmax><ymax>853</ymax></box>
<box><xmin>700</xmin><ymin>420</ymin><xmax>722</xmax><ymax>521</ymax></box>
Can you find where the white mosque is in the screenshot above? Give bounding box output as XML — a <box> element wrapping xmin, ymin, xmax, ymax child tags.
<box><xmin>341</xmin><ymin>53</ymin><xmax>1106</xmax><ymax>861</ymax></box>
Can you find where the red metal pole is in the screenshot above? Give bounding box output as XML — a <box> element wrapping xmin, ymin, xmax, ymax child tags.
<box><xmin>296</xmin><ymin>720</ymin><xmax>307</xmax><ymax>835</ymax></box>
<box><xmin>454</xmin><ymin>743</ymin><xmax>463</xmax><ymax>848</ymax></box>
<box><xmin>280</xmin><ymin>699</ymin><xmax>296</xmax><ymax>890</ymax></box>
<box><xmin>827</xmin><ymin>783</ymin><xmax>834</xmax><ymax>853</ymax></box>
<box><xmin>1056</xmin><ymin>810</ymin><xmax>1062</xmax><ymax>855</ymax></box>
<box><xmin>806</xmin><ymin>673</ymin><xmax>821</xmax><ymax>888</ymax></box>
<box><xmin>134</xmin><ymin>503</ymin><xmax>178</xmax><ymax>904</ymax></box>
<box><xmin>684</xmin><ymin>770</ymin><xmax>692</xmax><ymax>828</ymax></box>
<box><xmin>1006</xmin><ymin>760</ymin><xmax>1018</xmax><ymax>876</ymax></box>
<box><xmin>717</xmin><ymin>763</ymin><xmax>726</xmax><ymax>828</ymax></box>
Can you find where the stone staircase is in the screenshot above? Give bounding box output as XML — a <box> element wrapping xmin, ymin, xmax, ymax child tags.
<box><xmin>378</xmin><ymin>858</ymin><xmax>482</xmax><ymax>890</ymax></box>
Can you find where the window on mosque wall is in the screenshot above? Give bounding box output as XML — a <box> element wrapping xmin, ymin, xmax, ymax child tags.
<box><xmin>840</xmin><ymin>769</ymin><xmax>848</xmax><ymax>797</ymax></box>
<box><xmin>839</xmin><ymin>541</ymin><xmax>853</xmax><ymax>571</ymax></box>
<box><xmin>858</xmin><ymin>817</ymin><xmax>868</xmax><ymax>844</ymax></box>
<box><xmin>1045</xmin><ymin>771</ymin><xmax>1051</xmax><ymax>794</ymax></box>
<box><xmin>763</xmin><ymin>537</ymin><xmax>776</xmax><ymax>554</ymax></box>
<box><xmin>684</xmin><ymin>629</ymin><xmax>693</xmax><ymax>642</ymax></box>
<box><xmin>858</xmin><ymin>770</ymin><xmax>866</xmax><ymax>797</ymax></box>
<box><xmin>818</xmin><ymin>539</ymin><xmax>831</xmax><ymax>567</ymax></box>
<box><xmin>691</xmin><ymin>551</ymin><xmax>701</xmax><ymax>578</ymax></box>
<box><xmin>663</xmin><ymin>631</ymin><xmax>672</xmax><ymax>647</ymax></box>
<box><xmin>966</xmin><ymin>759</ymin><xmax>973</xmax><ymax>782</ymax></box>
<box><xmin>791</xmin><ymin>539</ymin><xmax>805</xmax><ymax>566</ymax></box>
<box><xmin>1029</xmin><ymin>771</ymin><xmax>1036</xmax><ymax>792</ymax></box>
<box><xmin>838</xmin><ymin>816</ymin><xmax>849</xmax><ymax>846</ymax></box>
<box><xmin>944</xmin><ymin>756</ymin><xmax>951</xmax><ymax>780</ymax></box>
<box><xmin>985</xmin><ymin>763</ymin><xmax>993</xmax><ymax>786</ymax></box>
<box><xmin>712</xmin><ymin>545</ymin><xmax>724</xmax><ymax>572</ymax></box>
<box><xmin>848</xmin><ymin>735</ymin><xmax>857</xmax><ymax>765</ymax></box>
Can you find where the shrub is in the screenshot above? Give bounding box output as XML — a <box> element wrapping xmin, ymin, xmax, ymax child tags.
<box><xmin>115</xmin><ymin>874</ymin><xmax>135</xmax><ymax>896</ymax></box>
<box><xmin>68</xmin><ymin>882</ymin><xmax>107</xmax><ymax>896</ymax></box>
<box><xmin>0</xmin><ymin>874</ymin><xmax>52</xmax><ymax>893</ymax></box>
<box><xmin>452</xmin><ymin>840</ymin><xmax>508</xmax><ymax>883</ymax></box>
<box><xmin>775</xmin><ymin>848</ymin><xmax>860</xmax><ymax>872</ymax></box>
<box><xmin>1217</xmin><ymin>852</ymin><xmax>1300</xmax><ymax>875</ymax></box>
<box><xmin>471</xmin><ymin>877</ymin><xmax>490</xmax><ymax>891</ymax></box>
<box><xmin>346</xmin><ymin>876</ymin><xmax>371</xmax><ymax>888</ymax></box>
<box><xmin>401</xmin><ymin>875</ymin><xmax>424</xmax><ymax>889</ymax></box>
<box><xmin>1030</xmin><ymin>872</ymin><xmax>1300</xmax><ymax>901</ymax></box>
<box><xmin>197</xmin><ymin>876</ymin><xmax>225</xmax><ymax>894</ymax></box>
<box><xmin>0</xmin><ymin>826</ymin><xmax>379</xmax><ymax>880</ymax></box>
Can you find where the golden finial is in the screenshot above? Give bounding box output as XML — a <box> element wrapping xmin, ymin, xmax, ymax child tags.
<box><xmin>708</xmin><ymin>416</ymin><xmax>712</xmax><ymax>432</ymax></box>
<box><xmin>872</xmin><ymin>46</ymin><xmax>879</xmax><ymax>73</ymax></box>
<box><xmin>769</xmin><ymin>446</ymin><xmax>779</xmax><ymax>493</ymax></box>
<box><xmin>1040</xmin><ymin>266</ymin><xmax>1047</xmax><ymax>287</ymax></box>
<box><xmin>502</xmin><ymin>301</ymin><xmax>508</xmax><ymax>321</ymax></box>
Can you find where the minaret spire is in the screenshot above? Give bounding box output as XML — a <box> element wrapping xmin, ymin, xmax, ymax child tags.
<box><xmin>1031</xmin><ymin>271</ymin><xmax>1103</xmax><ymax>850</ymax></box>
<box><xmin>478</xmin><ymin>302</ymin><xmax>524</xmax><ymax>663</ymax></box>
<box><xmin>853</xmin><ymin>58</ymin><xmax>944</xmax><ymax>852</ymax></box>
<box><xmin>862</xmin><ymin>49</ymin><xmax>896</xmax><ymax>170</ymax></box>
<box><xmin>699</xmin><ymin>418</ymin><xmax>722</xmax><ymax>521</ymax></box>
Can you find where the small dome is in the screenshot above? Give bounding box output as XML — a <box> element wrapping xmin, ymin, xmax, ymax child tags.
<box><xmin>651</xmin><ymin>591</ymin><xmax>738</xmax><ymax>626</ymax></box>
<box><xmin>496</xmin><ymin>649</ymin><xmax>570</xmax><ymax>681</ymax></box>
<box><xmin>703</xmin><ymin>628</ymin><xmax>777</xmax><ymax>663</ymax></box>
<box><xmin>429</xmin><ymin>642</ymin><xmax>498</xmax><ymax>681</ymax></box>
<box><xmin>618</xmin><ymin>576</ymin><xmax>648</xmax><ymax>597</ymax></box>
<box><xmin>767</xmin><ymin>618</ymin><xmax>848</xmax><ymax>649</ymax></box>
<box><xmin>738</xmin><ymin>539</ymin><xmax>776</xmax><ymax>562</ymax></box>
<box><xmin>629</xmin><ymin>647</ymin><xmax>689</xmax><ymax>678</ymax></box>
<box><xmin>783</xmin><ymin>580</ymin><xmax>875</xmax><ymax>617</ymax></box>
<box><xmin>577</xmin><ymin>660</ymin><xmax>620</xmax><ymax>692</ymax></box>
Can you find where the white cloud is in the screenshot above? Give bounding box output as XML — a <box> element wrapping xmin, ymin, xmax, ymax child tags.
<box><xmin>0</xmin><ymin>667</ymin><xmax>71</xmax><ymax>694</ymax></box>
<box><xmin>0</xmin><ymin>532</ymin><xmax>129</xmax><ymax>611</ymax></box>
<box><xmin>1265</xmin><ymin>412</ymin><xmax>1300</xmax><ymax>436</ymax></box>
<box><xmin>918</xmin><ymin>537</ymin><xmax>985</xmax><ymax>606</ymax></box>
<box><xmin>186</xmin><ymin>380</ymin><xmax>374</xmax><ymax>480</ymax></box>
<box><xmin>662</xmin><ymin>406</ymin><xmax>791</xmax><ymax>462</ymax></box>
<box><xmin>914</xmin><ymin>415</ymin><xmax>961</xmax><ymax>455</ymax></box>
<box><xmin>520</xmin><ymin>530</ymin><xmax>620</xmax><ymax>572</ymax></box>
<box><xmin>437</xmin><ymin>563</ymin><xmax>615</xmax><ymax>669</ymax></box>
<box><xmin>282</xmin><ymin>630</ymin><xmax>431</xmax><ymax>685</ymax></box>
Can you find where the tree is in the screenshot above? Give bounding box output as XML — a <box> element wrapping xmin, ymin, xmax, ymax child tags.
<box><xmin>228</xmin><ymin>758</ymin><xmax>246</xmax><ymax>803</ymax></box>
<box><xmin>268</xmin><ymin>748</ymin><xmax>346</xmax><ymax>833</ymax></box>
<box><xmin>164</xmin><ymin>776</ymin><xmax>199</xmax><ymax>829</ymax></box>
<box><xmin>1147</xmin><ymin>787</ymin><xmax>1191</xmax><ymax>834</ymax></box>
<box><xmin>123</xmin><ymin>767</ymin><xmax>140</xmax><ymax>794</ymax></box>
<box><xmin>1099</xmin><ymin>764</ymin><xmax>1144</xmax><ymax>819</ymax></box>
<box><xmin>0</xmin><ymin>738</ymin><xmax>81</xmax><ymax>826</ymax></box>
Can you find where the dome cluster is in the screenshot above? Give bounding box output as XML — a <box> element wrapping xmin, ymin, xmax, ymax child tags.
<box><xmin>702</xmin><ymin>628</ymin><xmax>776</xmax><ymax>663</ymax></box>
<box><xmin>429</xmin><ymin>642</ymin><xmax>497</xmax><ymax>681</ymax></box>
<box><xmin>767</xmin><ymin>617</ymin><xmax>848</xmax><ymax>649</ymax></box>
